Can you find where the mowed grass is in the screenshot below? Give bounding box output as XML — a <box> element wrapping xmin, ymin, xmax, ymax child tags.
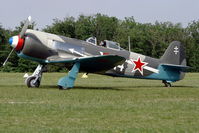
<box><xmin>0</xmin><ymin>73</ymin><xmax>198</xmax><ymax>133</ymax></box>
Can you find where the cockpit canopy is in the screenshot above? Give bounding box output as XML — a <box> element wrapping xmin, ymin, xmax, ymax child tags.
<box><xmin>99</xmin><ymin>40</ymin><xmax>121</xmax><ymax>50</ymax></box>
<box><xmin>86</xmin><ymin>37</ymin><xmax>122</xmax><ymax>50</ymax></box>
<box><xmin>104</xmin><ymin>40</ymin><xmax>121</xmax><ymax>50</ymax></box>
<box><xmin>86</xmin><ymin>37</ymin><xmax>97</xmax><ymax>45</ymax></box>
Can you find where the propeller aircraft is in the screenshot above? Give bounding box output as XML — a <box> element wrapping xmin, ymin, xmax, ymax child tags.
<box><xmin>3</xmin><ymin>16</ymin><xmax>189</xmax><ymax>89</ymax></box>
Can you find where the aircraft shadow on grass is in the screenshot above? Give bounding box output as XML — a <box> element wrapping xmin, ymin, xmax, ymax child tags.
<box><xmin>32</xmin><ymin>85</ymin><xmax>120</xmax><ymax>91</ymax></box>
<box><xmin>33</xmin><ymin>85</ymin><xmax>197</xmax><ymax>91</ymax></box>
<box><xmin>0</xmin><ymin>84</ymin><xmax>196</xmax><ymax>91</ymax></box>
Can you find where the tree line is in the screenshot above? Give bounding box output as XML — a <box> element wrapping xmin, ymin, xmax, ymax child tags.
<box><xmin>0</xmin><ymin>14</ymin><xmax>199</xmax><ymax>72</ymax></box>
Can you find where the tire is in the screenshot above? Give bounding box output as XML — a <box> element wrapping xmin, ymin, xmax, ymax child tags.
<box><xmin>27</xmin><ymin>76</ymin><xmax>40</xmax><ymax>88</ymax></box>
<box><xmin>162</xmin><ymin>80</ymin><xmax>172</xmax><ymax>87</ymax></box>
<box><xmin>167</xmin><ymin>83</ymin><xmax>172</xmax><ymax>87</ymax></box>
<box><xmin>58</xmin><ymin>85</ymin><xmax>69</xmax><ymax>90</ymax></box>
<box><xmin>164</xmin><ymin>82</ymin><xmax>171</xmax><ymax>87</ymax></box>
<box><xmin>58</xmin><ymin>85</ymin><xmax>64</xmax><ymax>90</ymax></box>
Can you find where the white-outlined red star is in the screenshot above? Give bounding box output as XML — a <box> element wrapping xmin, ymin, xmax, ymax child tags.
<box><xmin>114</xmin><ymin>57</ymin><xmax>159</xmax><ymax>74</ymax></box>
<box><xmin>131</xmin><ymin>56</ymin><xmax>148</xmax><ymax>75</ymax></box>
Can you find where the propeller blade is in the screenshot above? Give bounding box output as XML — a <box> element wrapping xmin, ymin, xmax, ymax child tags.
<box><xmin>19</xmin><ymin>16</ymin><xmax>31</xmax><ymax>38</ymax></box>
<box><xmin>2</xmin><ymin>48</ymin><xmax>15</xmax><ymax>66</ymax></box>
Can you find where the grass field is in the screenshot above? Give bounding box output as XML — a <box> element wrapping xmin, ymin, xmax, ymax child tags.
<box><xmin>0</xmin><ymin>72</ymin><xmax>198</xmax><ymax>133</ymax></box>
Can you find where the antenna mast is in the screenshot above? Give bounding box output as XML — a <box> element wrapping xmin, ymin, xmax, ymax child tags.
<box><xmin>128</xmin><ymin>36</ymin><xmax>131</xmax><ymax>52</ymax></box>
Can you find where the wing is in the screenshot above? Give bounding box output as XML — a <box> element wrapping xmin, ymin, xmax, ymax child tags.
<box><xmin>161</xmin><ymin>64</ymin><xmax>190</xmax><ymax>72</ymax></box>
<box><xmin>47</xmin><ymin>55</ymin><xmax>125</xmax><ymax>73</ymax></box>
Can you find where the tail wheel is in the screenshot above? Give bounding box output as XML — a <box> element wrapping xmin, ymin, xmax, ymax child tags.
<box><xmin>162</xmin><ymin>80</ymin><xmax>172</xmax><ymax>87</ymax></box>
<box><xmin>165</xmin><ymin>82</ymin><xmax>171</xmax><ymax>87</ymax></box>
<box><xmin>27</xmin><ymin>76</ymin><xmax>40</xmax><ymax>88</ymax></box>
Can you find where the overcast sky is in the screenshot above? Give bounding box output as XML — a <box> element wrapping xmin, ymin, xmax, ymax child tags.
<box><xmin>0</xmin><ymin>0</ymin><xmax>198</xmax><ymax>29</ymax></box>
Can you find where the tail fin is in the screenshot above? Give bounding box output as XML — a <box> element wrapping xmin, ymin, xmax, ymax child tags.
<box><xmin>160</xmin><ymin>41</ymin><xmax>186</xmax><ymax>65</ymax></box>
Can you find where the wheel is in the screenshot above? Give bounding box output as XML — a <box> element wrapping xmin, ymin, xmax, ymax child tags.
<box><xmin>162</xmin><ymin>80</ymin><xmax>172</xmax><ymax>87</ymax></box>
<box><xmin>58</xmin><ymin>85</ymin><xmax>64</xmax><ymax>90</ymax></box>
<box><xmin>167</xmin><ymin>83</ymin><xmax>172</xmax><ymax>87</ymax></box>
<box><xmin>26</xmin><ymin>76</ymin><xmax>40</xmax><ymax>88</ymax></box>
<box><xmin>164</xmin><ymin>82</ymin><xmax>172</xmax><ymax>87</ymax></box>
<box><xmin>58</xmin><ymin>85</ymin><xmax>69</xmax><ymax>90</ymax></box>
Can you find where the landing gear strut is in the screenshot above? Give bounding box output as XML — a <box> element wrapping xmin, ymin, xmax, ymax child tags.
<box><xmin>58</xmin><ymin>62</ymin><xmax>80</xmax><ymax>90</ymax></box>
<box><xmin>25</xmin><ymin>64</ymin><xmax>45</xmax><ymax>88</ymax></box>
<box><xmin>162</xmin><ymin>80</ymin><xmax>172</xmax><ymax>87</ymax></box>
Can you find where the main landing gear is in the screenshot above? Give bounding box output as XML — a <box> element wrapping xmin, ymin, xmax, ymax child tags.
<box><xmin>24</xmin><ymin>62</ymin><xmax>80</xmax><ymax>90</ymax></box>
<box><xmin>162</xmin><ymin>80</ymin><xmax>172</xmax><ymax>87</ymax></box>
<box><xmin>58</xmin><ymin>62</ymin><xmax>80</xmax><ymax>90</ymax></box>
<box><xmin>25</xmin><ymin>64</ymin><xmax>45</xmax><ymax>88</ymax></box>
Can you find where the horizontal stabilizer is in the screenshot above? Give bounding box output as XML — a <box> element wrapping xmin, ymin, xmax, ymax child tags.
<box><xmin>161</xmin><ymin>64</ymin><xmax>190</xmax><ymax>72</ymax></box>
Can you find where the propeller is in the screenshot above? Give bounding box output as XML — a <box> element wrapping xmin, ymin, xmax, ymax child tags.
<box><xmin>2</xmin><ymin>16</ymin><xmax>31</xmax><ymax>66</ymax></box>
<box><xmin>3</xmin><ymin>48</ymin><xmax>15</xmax><ymax>66</ymax></box>
<box><xmin>20</xmin><ymin>16</ymin><xmax>31</xmax><ymax>38</ymax></box>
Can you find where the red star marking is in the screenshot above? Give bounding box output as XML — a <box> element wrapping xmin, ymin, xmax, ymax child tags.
<box><xmin>131</xmin><ymin>57</ymin><xmax>148</xmax><ymax>75</ymax></box>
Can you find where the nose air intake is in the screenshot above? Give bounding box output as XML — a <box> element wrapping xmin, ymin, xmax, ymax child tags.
<box><xmin>9</xmin><ymin>37</ymin><xmax>13</xmax><ymax>45</ymax></box>
<box><xmin>9</xmin><ymin>35</ymin><xmax>24</xmax><ymax>51</ymax></box>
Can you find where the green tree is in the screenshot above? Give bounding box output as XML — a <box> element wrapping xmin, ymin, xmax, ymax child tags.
<box><xmin>75</xmin><ymin>15</ymin><xmax>95</xmax><ymax>40</ymax></box>
<box><xmin>44</xmin><ymin>17</ymin><xmax>76</xmax><ymax>38</ymax></box>
<box><xmin>0</xmin><ymin>25</ymin><xmax>12</xmax><ymax>67</ymax></box>
<box><xmin>185</xmin><ymin>21</ymin><xmax>199</xmax><ymax>71</ymax></box>
<box><xmin>93</xmin><ymin>14</ymin><xmax>119</xmax><ymax>43</ymax></box>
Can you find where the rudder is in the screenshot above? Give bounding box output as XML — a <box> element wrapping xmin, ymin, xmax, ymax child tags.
<box><xmin>160</xmin><ymin>41</ymin><xmax>186</xmax><ymax>65</ymax></box>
